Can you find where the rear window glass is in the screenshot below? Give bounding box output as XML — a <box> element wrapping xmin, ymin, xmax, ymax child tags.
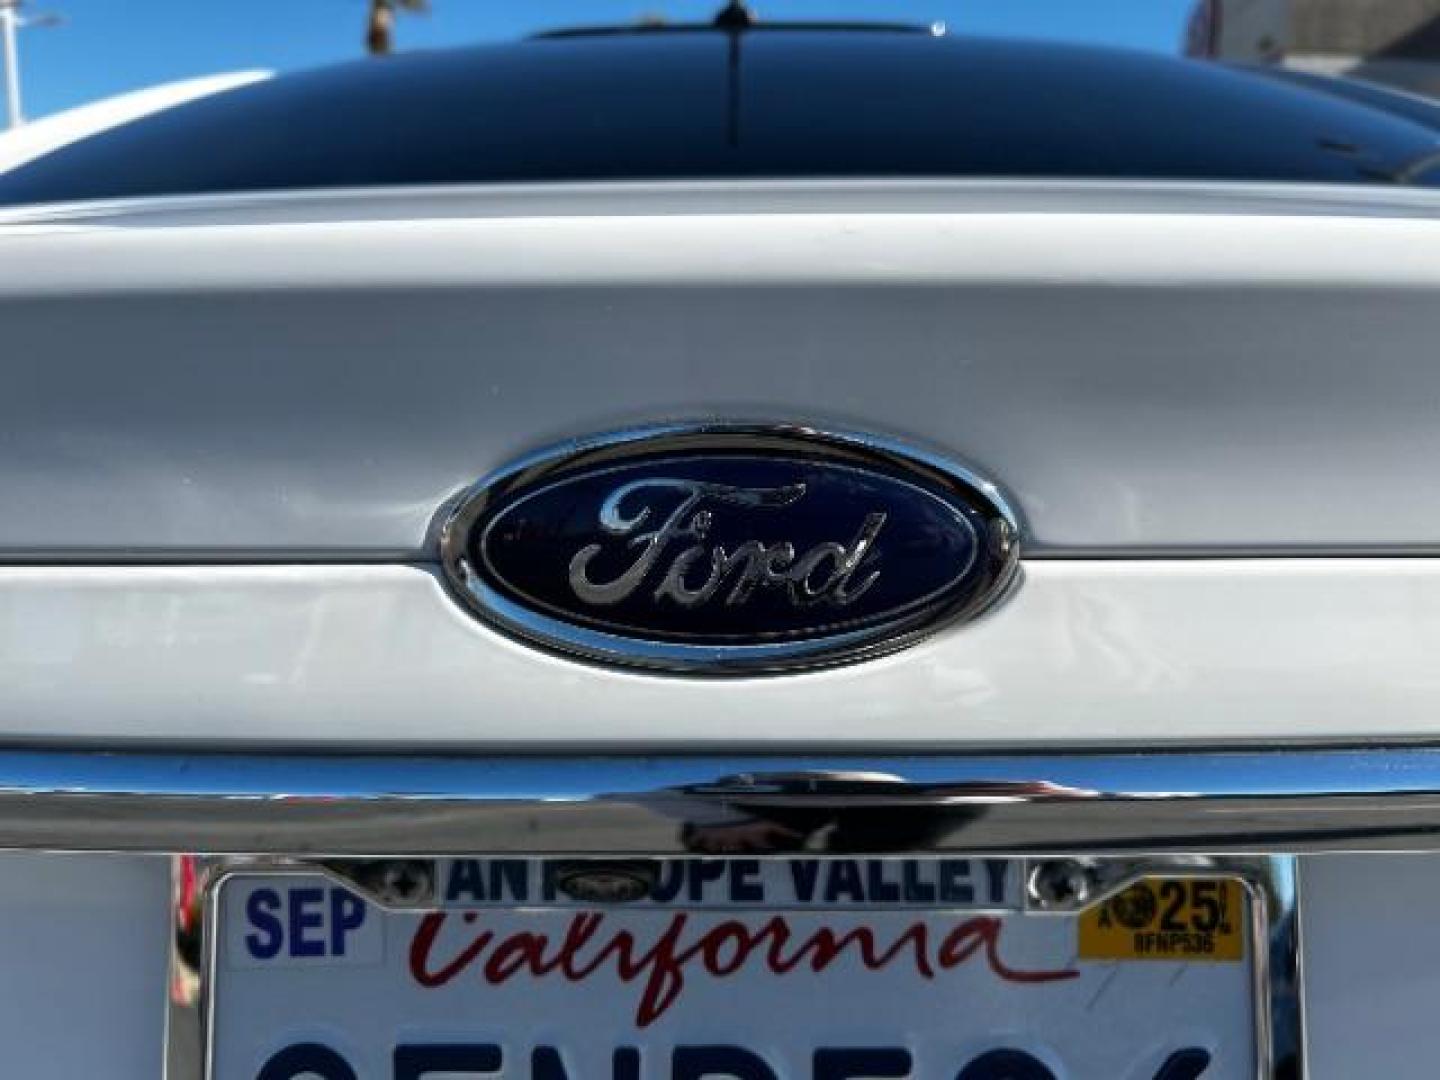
<box><xmin>0</xmin><ymin>30</ymin><xmax>1437</xmax><ymax>206</ymax></box>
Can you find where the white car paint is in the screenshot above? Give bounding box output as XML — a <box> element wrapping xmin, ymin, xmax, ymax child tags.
<box><xmin>0</xmin><ymin>177</ymin><xmax>1438</xmax><ymax>1075</ymax></box>
<box><xmin>0</xmin><ymin>854</ymin><xmax>169</xmax><ymax>1078</ymax></box>
<box><xmin>0</xmin><ymin>181</ymin><xmax>1434</xmax><ymax>554</ymax></box>
<box><xmin>0</xmin><ymin>559</ymin><xmax>1432</xmax><ymax>747</ymax></box>
<box><xmin>0</xmin><ymin>71</ymin><xmax>272</xmax><ymax>175</ymax></box>
<box><xmin>1300</xmin><ymin>855</ymin><xmax>1440</xmax><ymax>1080</ymax></box>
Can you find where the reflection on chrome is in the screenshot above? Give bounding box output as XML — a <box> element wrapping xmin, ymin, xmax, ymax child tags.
<box><xmin>134</xmin><ymin>752</ymin><xmax>1332</xmax><ymax>1077</ymax></box>
<box><xmin>3</xmin><ymin>747</ymin><xmax>1440</xmax><ymax>855</ymax></box>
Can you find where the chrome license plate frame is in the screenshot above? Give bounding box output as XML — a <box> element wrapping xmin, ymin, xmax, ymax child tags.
<box><xmin>167</xmin><ymin>854</ymin><xmax>1301</xmax><ymax>1080</ymax></box>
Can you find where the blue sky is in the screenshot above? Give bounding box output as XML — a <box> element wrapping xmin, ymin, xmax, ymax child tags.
<box><xmin>18</xmin><ymin>0</ymin><xmax>1197</xmax><ymax>120</ymax></box>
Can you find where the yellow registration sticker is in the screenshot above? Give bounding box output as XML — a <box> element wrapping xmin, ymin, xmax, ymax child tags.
<box><xmin>1078</xmin><ymin>877</ymin><xmax>1245</xmax><ymax>962</ymax></box>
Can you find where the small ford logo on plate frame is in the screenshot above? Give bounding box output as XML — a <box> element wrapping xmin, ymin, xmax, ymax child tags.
<box><xmin>439</xmin><ymin>425</ymin><xmax>1019</xmax><ymax>675</ymax></box>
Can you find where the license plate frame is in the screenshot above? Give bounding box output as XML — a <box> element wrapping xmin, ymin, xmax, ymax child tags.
<box><xmin>168</xmin><ymin>854</ymin><xmax>1300</xmax><ymax>1080</ymax></box>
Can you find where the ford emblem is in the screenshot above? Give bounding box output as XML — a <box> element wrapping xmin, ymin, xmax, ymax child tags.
<box><xmin>439</xmin><ymin>425</ymin><xmax>1019</xmax><ymax>675</ymax></box>
<box><xmin>551</xmin><ymin>860</ymin><xmax>660</xmax><ymax>904</ymax></box>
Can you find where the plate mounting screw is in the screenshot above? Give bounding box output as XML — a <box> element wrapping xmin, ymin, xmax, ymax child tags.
<box><xmin>372</xmin><ymin>859</ymin><xmax>434</xmax><ymax>906</ymax></box>
<box><xmin>1028</xmin><ymin>859</ymin><xmax>1098</xmax><ymax>911</ymax></box>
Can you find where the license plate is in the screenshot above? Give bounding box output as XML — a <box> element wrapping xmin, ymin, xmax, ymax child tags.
<box><xmin>204</xmin><ymin>858</ymin><xmax>1259</xmax><ymax>1079</ymax></box>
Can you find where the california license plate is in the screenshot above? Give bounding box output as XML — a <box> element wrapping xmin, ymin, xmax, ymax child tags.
<box><xmin>205</xmin><ymin>858</ymin><xmax>1260</xmax><ymax>1079</ymax></box>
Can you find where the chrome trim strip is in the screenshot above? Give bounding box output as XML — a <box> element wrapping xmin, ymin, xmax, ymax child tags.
<box><xmin>5</xmin><ymin>746</ymin><xmax>1440</xmax><ymax>854</ymax></box>
<box><xmin>8</xmin><ymin>178</ymin><xmax>1440</xmax><ymax>230</ymax></box>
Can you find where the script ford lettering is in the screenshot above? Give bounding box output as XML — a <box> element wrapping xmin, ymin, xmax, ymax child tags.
<box><xmin>567</xmin><ymin>479</ymin><xmax>885</xmax><ymax>609</ymax></box>
<box><xmin>440</xmin><ymin>426</ymin><xmax>1020</xmax><ymax>674</ymax></box>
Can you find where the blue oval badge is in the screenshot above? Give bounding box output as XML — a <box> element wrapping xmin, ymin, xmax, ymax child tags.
<box><xmin>440</xmin><ymin>426</ymin><xmax>1019</xmax><ymax>674</ymax></box>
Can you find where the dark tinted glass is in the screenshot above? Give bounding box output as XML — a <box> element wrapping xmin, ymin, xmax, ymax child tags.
<box><xmin>0</xmin><ymin>29</ymin><xmax>1437</xmax><ymax>206</ymax></box>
